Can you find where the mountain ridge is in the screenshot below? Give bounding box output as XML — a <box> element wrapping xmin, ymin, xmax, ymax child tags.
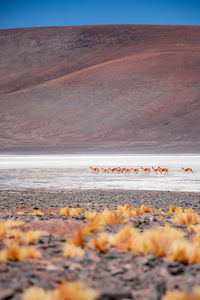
<box><xmin>0</xmin><ymin>24</ymin><xmax>200</xmax><ymax>153</ymax></box>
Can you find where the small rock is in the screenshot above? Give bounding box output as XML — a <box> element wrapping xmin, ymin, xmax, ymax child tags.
<box><xmin>0</xmin><ymin>288</ymin><xmax>15</xmax><ymax>300</ymax></box>
<box><xmin>123</xmin><ymin>271</ymin><xmax>138</xmax><ymax>281</ymax></box>
<box><xmin>167</xmin><ymin>263</ymin><xmax>184</xmax><ymax>275</ymax></box>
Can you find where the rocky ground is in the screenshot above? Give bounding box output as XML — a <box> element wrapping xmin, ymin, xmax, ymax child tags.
<box><xmin>1</xmin><ymin>189</ymin><xmax>200</xmax><ymax>300</ymax></box>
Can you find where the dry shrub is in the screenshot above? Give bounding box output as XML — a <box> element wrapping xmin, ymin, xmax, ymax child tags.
<box><xmin>168</xmin><ymin>240</ymin><xmax>200</xmax><ymax>264</ymax></box>
<box><xmin>55</xmin><ymin>281</ymin><xmax>98</xmax><ymax>300</ymax></box>
<box><xmin>64</xmin><ymin>228</ymin><xmax>85</xmax><ymax>258</ymax></box>
<box><xmin>140</xmin><ymin>205</ymin><xmax>155</xmax><ymax>213</ymax></box>
<box><xmin>29</xmin><ymin>210</ymin><xmax>44</xmax><ymax>216</ymax></box>
<box><xmin>87</xmin><ymin>233</ymin><xmax>110</xmax><ymax>252</ymax></box>
<box><xmin>22</xmin><ymin>281</ymin><xmax>98</xmax><ymax>300</ymax></box>
<box><xmin>140</xmin><ymin>226</ymin><xmax>185</xmax><ymax>257</ymax></box>
<box><xmin>100</xmin><ymin>208</ymin><xmax>128</xmax><ymax>226</ymax></box>
<box><xmin>172</xmin><ymin>209</ymin><xmax>200</xmax><ymax>226</ymax></box>
<box><xmin>22</xmin><ymin>287</ymin><xmax>54</xmax><ymax>300</ymax></box>
<box><xmin>163</xmin><ymin>287</ymin><xmax>200</xmax><ymax>300</ymax></box>
<box><xmin>16</xmin><ymin>211</ymin><xmax>25</xmax><ymax>215</ymax></box>
<box><xmin>63</xmin><ymin>243</ymin><xmax>85</xmax><ymax>258</ymax></box>
<box><xmin>163</xmin><ymin>290</ymin><xmax>193</xmax><ymax>300</ymax></box>
<box><xmin>117</xmin><ymin>204</ymin><xmax>136</xmax><ymax>218</ymax></box>
<box><xmin>7</xmin><ymin>228</ymin><xmax>22</xmax><ymax>240</ymax></box>
<box><xmin>169</xmin><ymin>206</ymin><xmax>176</xmax><ymax>213</ymax></box>
<box><xmin>112</xmin><ymin>224</ymin><xmax>140</xmax><ymax>252</ymax></box>
<box><xmin>158</xmin><ymin>208</ymin><xmax>164</xmax><ymax>215</ymax></box>
<box><xmin>117</xmin><ymin>204</ymin><xmax>155</xmax><ymax>216</ymax></box>
<box><xmin>82</xmin><ymin>221</ymin><xmax>103</xmax><ymax>236</ymax></box>
<box><xmin>0</xmin><ymin>220</ymin><xmax>24</xmax><ymax>241</ymax></box>
<box><xmin>85</xmin><ymin>208</ymin><xmax>127</xmax><ymax>227</ymax></box>
<box><xmin>188</xmin><ymin>225</ymin><xmax>200</xmax><ymax>233</ymax></box>
<box><xmin>4</xmin><ymin>229</ymin><xmax>40</xmax><ymax>245</ymax></box>
<box><xmin>84</xmin><ymin>205</ymin><xmax>167</xmax><ymax>229</ymax></box>
<box><xmin>0</xmin><ymin>219</ymin><xmax>40</xmax><ymax>245</ymax></box>
<box><xmin>109</xmin><ymin>223</ymin><xmax>200</xmax><ymax>264</ymax></box>
<box><xmin>0</xmin><ymin>243</ymin><xmax>41</xmax><ymax>262</ymax></box>
<box><xmin>19</xmin><ymin>230</ymin><xmax>41</xmax><ymax>245</ymax></box>
<box><xmin>174</xmin><ymin>207</ymin><xmax>186</xmax><ymax>213</ymax></box>
<box><xmin>134</xmin><ymin>208</ymin><xmax>143</xmax><ymax>216</ymax></box>
<box><xmin>60</xmin><ymin>206</ymin><xmax>84</xmax><ymax>217</ymax></box>
<box><xmin>5</xmin><ymin>220</ymin><xmax>24</xmax><ymax>227</ymax></box>
<box><xmin>85</xmin><ymin>211</ymin><xmax>98</xmax><ymax>223</ymax></box>
<box><xmin>0</xmin><ymin>221</ymin><xmax>6</xmax><ymax>241</ymax></box>
<box><xmin>193</xmin><ymin>287</ymin><xmax>200</xmax><ymax>299</ymax></box>
<box><xmin>68</xmin><ymin>228</ymin><xmax>85</xmax><ymax>248</ymax></box>
<box><xmin>110</xmin><ymin>225</ymin><xmax>186</xmax><ymax>258</ymax></box>
<box><xmin>165</xmin><ymin>211</ymin><xmax>171</xmax><ymax>216</ymax></box>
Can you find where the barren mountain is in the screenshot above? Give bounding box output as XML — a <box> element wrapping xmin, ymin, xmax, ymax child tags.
<box><xmin>0</xmin><ymin>24</ymin><xmax>200</xmax><ymax>153</ymax></box>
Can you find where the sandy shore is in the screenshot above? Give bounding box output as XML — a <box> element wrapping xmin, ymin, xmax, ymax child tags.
<box><xmin>1</xmin><ymin>188</ymin><xmax>200</xmax><ymax>211</ymax></box>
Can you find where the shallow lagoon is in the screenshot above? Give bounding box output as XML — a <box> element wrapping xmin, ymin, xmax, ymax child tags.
<box><xmin>0</xmin><ymin>155</ymin><xmax>199</xmax><ymax>191</ymax></box>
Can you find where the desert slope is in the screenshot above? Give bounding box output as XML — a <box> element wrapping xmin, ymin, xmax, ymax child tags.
<box><xmin>0</xmin><ymin>24</ymin><xmax>200</xmax><ymax>153</ymax></box>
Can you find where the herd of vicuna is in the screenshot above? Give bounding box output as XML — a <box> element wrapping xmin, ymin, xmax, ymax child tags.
<box><xmin>90</xmin><ymin>167</ymin><xmax>194</xmax><ymax>174</ymax></box>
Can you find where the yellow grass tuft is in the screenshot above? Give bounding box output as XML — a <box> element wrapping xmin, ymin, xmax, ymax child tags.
<box><xmin>64</xmin><ymin>228</ymin><xmax>85</xmax><ymax>258</ymax></box>
<box><xmin>100</xmin><ymin>208</ymin><xmax>128</xmax><ymax>226</ymax></box>
<box><xmin>85</xmin><ymin>208</ymin><xmax>128</xmax><ymax>227</ymax></box>
<box><xmin>158</xmin><ymin>208</ymin><xmax>164</xmax><ymax>215</ymax></box>
<box><xmin>172</xmin><ymin>209</ymin><xmax>200</xmax><ymax>226</ymax></box>
<box><xmin>60</xmin><ymin>206</ymin><xmax>84</xmax><ymax>217</ymax></box>
<box><xmin>169</xmin><ymin>206</ymin><xmax>176</xmax><ymax>212</ymax></box>
<box><xmin>163</xmin><ymin>290</ymin><xmax>193</xmax><ymax>300</ymax></box>
<box><xmin>174</xmin><ymin>207</ymin><xmax>186</xmax><ymax>213</ymax></box>
<box><xmin>140</xmin><ymin>226</ymin><xmax>185</xmax><ymax>257</ymax></box>
<box><xmin>110</xmin><ymin>223</ymin><xmax>200</xmax><ymax>264</ymax></box>
<box><xmin>164</xmin><ymin>211</ymin><xmax>171</xmax><ymax>216</ymax></box>
<box><xmin>68</xmin><ymin>228</ymin><xmax>85</xmax><ymax>248</ymax></box>
<box><xmin>22</xmin><ymin>281</ymin><xmax>98</xmax><ymax>300</ymax></box>
<box><xmin>140</xmin><ymin>205</ymin><xmax>155</xmax><ymax>213</ymax></box>
<box><xmin>7</xmin><ymin>228</ymin><xmax>22</xmax><ymax>239</ymax></box>
<box><xmin>192</xmin><ymin>287</ymin><xmax>200</xmax><ymax>299</ymax></box>
<box><xmin>87</xmin><ymin>233</ymin><xmax>110</xmax><ymax>252</ymax></box>
<box><xmin>16</xmin><ymin>211</ymin><xmax>25</xmax><ymax>215</ymax></box>
<box><xmin>112</xmin><ymin>224</ymin><xmax>140</xmax><ymax>252</ymax></box>
<box><xmin>5</xmin><ymin>220</ymin><xmax>24</xmax><ymax>227</ymax></box>
<box><xmin>163</xmin><ymin>287</ymin><xmax>200</xmax><ymax>300</ymax></box>
<box><xmin>0</xmin><ymin>221</ymin><xmax>6</xmax><ymax>241</ymax></box>
<box><xmin>55</xmin><ymin>281</ymin><xmax>99</xmax><ymax>300</ymax></box>
<box><xmin>117</xmin><ymin>204</ymin><xmax>136</xmax><ymax>218</ymax></box>
<box><xmin>63</xmin><ymin>243</ymin><xmax>85</xmax><ymax>258</ymax></box>
<box><xmin>82</xmin><ymin>221</ymin><xmax>103</xmax><ymax>236</ymax></box>
<box><xmin>29</xmin><ymin>210</ymin><xmax>44</xmax><ymax>216</ymax></box>
<box><xmin>0</xmin><ymin>219</ymin><xmax>24</xmax><ymax>241</ymax></box>
<box><xmin>188</xmin><ymin>225</ymin><xmax>200</xmax><ymax>233</ymax></box>
<box><xmin>0</xmin><ymin>243</ymin><xmax>41</xmax><ymax>262</ymax></box>
<box><xmin>84</xmin><ymin>211</ymin><xmax>98</xmax><ymax>223</ymax></box>
<box><xmin>168</xmin><ymin>240</ymin><xmax>200</xmax><ymax>264</ymax></box>
<box><xmin>22</xmin><ymin>287</ymin><xmax>55</xmax><ymax>300</ymax></box>
<box><xmin>133</xmin><ymin>208</ymin><xmax>143</xmax><ymax>216</ymax></box>
<box><xmin>19</xmin><ymin>230</ymin><xmax>41</xmax><ymax>245</ymax></box>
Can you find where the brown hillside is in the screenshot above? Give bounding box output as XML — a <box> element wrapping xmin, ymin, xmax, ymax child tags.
<box><xmin>0</xmin><ymin>25</ymin><xmax>200</xmax><ymax>153</ymax></box>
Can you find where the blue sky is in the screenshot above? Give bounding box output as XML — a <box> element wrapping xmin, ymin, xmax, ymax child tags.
<box><xmin>0</xmin><ymin>0</ymin><xmax>199</xmax><ymax>29</ymax></box>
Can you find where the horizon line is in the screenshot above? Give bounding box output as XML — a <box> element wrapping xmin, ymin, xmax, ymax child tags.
<box><xmin>1</xmin><ymin>23</ymin><xmax>200</xmax><ymax>30</ymax></box>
